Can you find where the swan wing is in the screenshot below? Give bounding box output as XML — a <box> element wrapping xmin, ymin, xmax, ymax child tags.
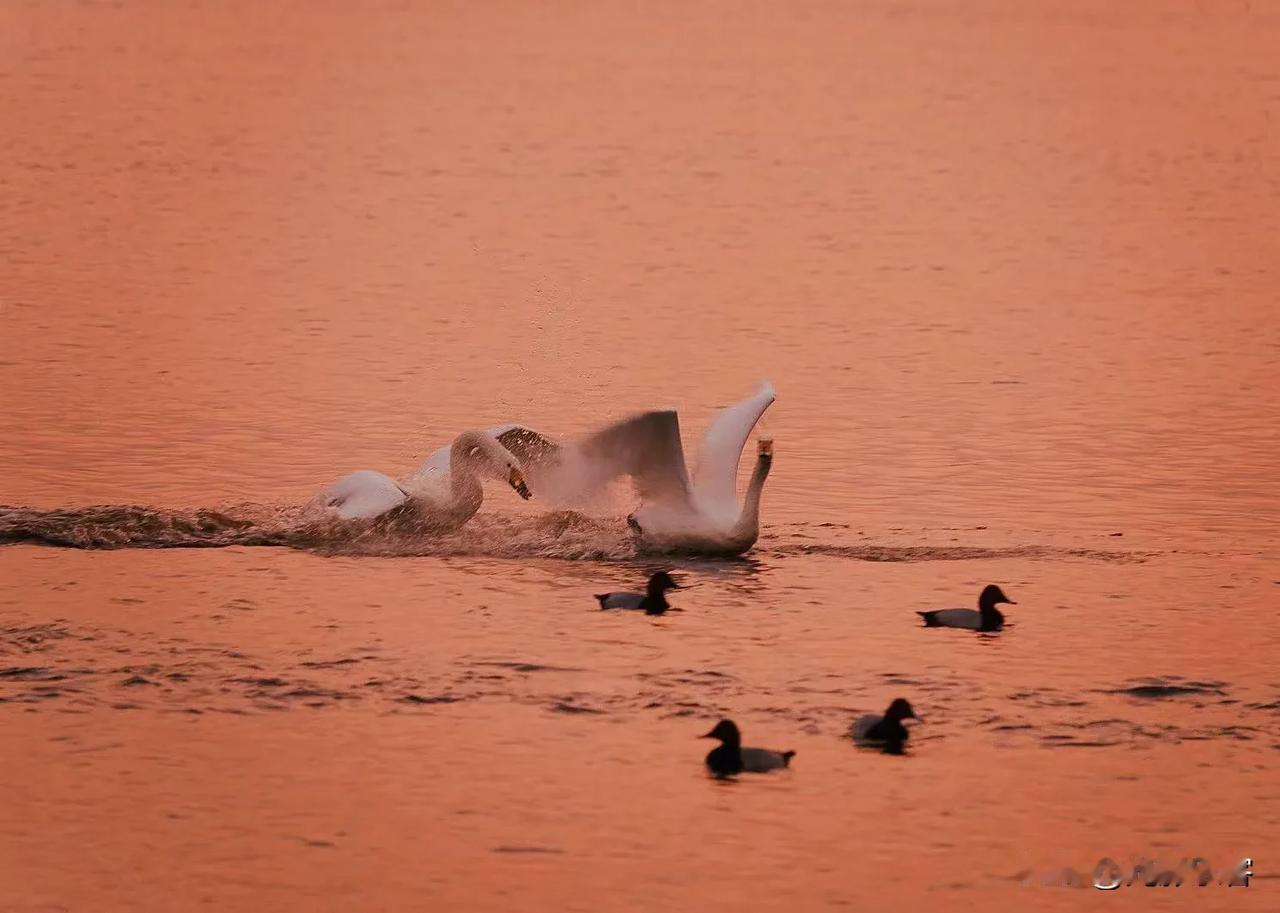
<box><xmin>404</xmin><ymin>410</ymin><xmax>693</xmax><ymax>512</ymax></box>
<box><xmin>690</xmin><ymin>382</ymin><xmax>775</xmax><ymax>522</ymax></box>
<box><xmin>323</xmin><ymin>470</ymin><xmax>407</xmax><ymax>520</ymax></box>
<box><xmin>410</xmin><ymin>441</ymin><xmax>453</xmax><ymax>481</ymax></box>
<box><xmin>570</xmin><ymin>409</ymin><xmax>693</xmax><ymax>509</ymax></box>
<box><xmin>493</xmin><ymin>426</ymin><xmax>563</xmax><ymax>471</ymax></box>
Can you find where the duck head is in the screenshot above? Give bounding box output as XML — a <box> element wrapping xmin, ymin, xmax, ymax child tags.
<box><xmin>885</xmin><ymin>698</ymin><xmax>919</xmax><ymax>723</ymax></box>
<box><xmin>979</xmin><ymin>584</ymin><xmax>1015</xmax><ymax>609</ymax></box>
<box><xmin>646</xmin><ymin>571</ymin><xmax>681</xmax><ymax>596</ymax></box>
<box><xmin>701</xmin><ymin>719</ymin><xmax>741</xmax><ymax>745</ymax></box>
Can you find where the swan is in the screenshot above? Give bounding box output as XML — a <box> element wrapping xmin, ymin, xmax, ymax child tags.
<box><xmin>917</xmin><ymin>584</ymin><xmax>1016</xmax><ymax>632</ymax></box>
<box><xmin>701</xmin><ymin>719</ymin><xmax>795</xmax><ymax>776</ymax></box>
<box><xmin>420</xmin><ymin>383</ymin><xmax>776</xmax><ymax>556</ymax></box>
<box><xmin>318</xmin><ymin>430</ymin><xmax>531</xmax><ymax>528</ymax></box>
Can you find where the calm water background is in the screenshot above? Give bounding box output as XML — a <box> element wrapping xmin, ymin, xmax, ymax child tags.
<box><xmin>1</xmin><ymin>1</ymin><xmax>1277</xmax><ymax>909</ymax></box>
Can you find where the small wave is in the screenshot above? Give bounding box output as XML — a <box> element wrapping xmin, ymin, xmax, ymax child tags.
<box><xmin>771</xmin><ymin>542</ymin><xmax>1149</xmax><ymax>563</ymax></box>
<box><xmin>0</xmin><ymin>503</ymin><xmax>293</xmax><ymax>549</ymax></box>
<box><xmin>550</xmin><ymin>700</ymin><xmax>606</xmax><ymax>715</ymax></box>
<box><xmin>7</xmin><ymin>618</ymin><xmax>1277</xmax><ymax>752</ymax></box>
<box><xmin>0</xmin><ymin>666</ymin><xmax>58</xmax><ymax>680</ymax></box>
<box><xmin>1105</xmin><ymin>677</ymin><xmax>1228</xmax><ymax>699</ymax></box>
<box><xmin>401</xmin><ymin>694</ymin><xmax>465</xmax><ymax>705</ymax></box>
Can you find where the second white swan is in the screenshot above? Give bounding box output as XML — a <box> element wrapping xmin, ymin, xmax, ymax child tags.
<box><xmin>319</xmin><ymin>430</ymin><xmax>531</xmax><ymax>530</ymax></box>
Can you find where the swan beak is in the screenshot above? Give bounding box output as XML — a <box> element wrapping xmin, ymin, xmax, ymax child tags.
<box><xmin>758</xmin><ymin>438</ymin><xmax>773</xmax><ymax>457</ymax></box>
<box><xmin>508</xmin><ymin>468</ymin><xmax>531</xmax><ymax>500</ymax></box>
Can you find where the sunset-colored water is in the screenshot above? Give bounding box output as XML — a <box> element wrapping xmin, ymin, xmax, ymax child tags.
<box><xmin>1</xmin><ymin>1</ymin><xmax>1277</xmax><ymax>909</ymax></box>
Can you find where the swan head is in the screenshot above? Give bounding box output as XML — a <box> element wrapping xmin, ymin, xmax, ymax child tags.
<box><xmin>453</xmin><ymin>431</ymin><xmax>532</xmax><ymax>500</ymax></box>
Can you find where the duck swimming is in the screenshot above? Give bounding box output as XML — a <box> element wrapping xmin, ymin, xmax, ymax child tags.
<box><xmin>701</xmin><ymin>719</ymin><xmax>795</xmax><ymax>777</ymax></box>
<box><xmin>594</xmin><ymin>571</ymin><xmax>682</xmax><ymax>615</ymax></box>
<box><xmin>850</xmin><ymin>698</ymin><xmax>920</xmax><ymax>755</ymax></box>
<box><xmin>917</xmin><ymin>584</ymin><xmax>1016</xmax><ymax>632</ymax></box>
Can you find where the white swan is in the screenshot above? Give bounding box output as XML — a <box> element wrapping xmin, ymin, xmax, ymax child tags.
<box><xmin>424</xmin><ymin>383</ymin><xmax>776</xmax><ymax>556</ymax></box>
<box><xmin>319</xmin><ymin>430</ymin><xmax>531</xmax><ymax>529</ymax></box>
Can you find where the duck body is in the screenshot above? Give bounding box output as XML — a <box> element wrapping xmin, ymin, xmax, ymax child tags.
<box><xmin>701</xmin><ymin>719</ymin><xmax>795</xmax><ymax>777</ymax></box>
<box><xmin>595</xmin><ymin>571</ymin><xmax>679</xmax><ymax>616</ymax></box>
<box><xmin>594</xmin><ymin>592</ymin><xmax>651</xmax><ymax>610</ymax></box>
<box><xmin>917</xmin><ymin>584</ymin><xmax>1015</xmax><ymax>632</ymax></box>
<box><xmin>851</xmin><ymin>698</ymin><xmax>919</xmax><ymax>754</ymax></box>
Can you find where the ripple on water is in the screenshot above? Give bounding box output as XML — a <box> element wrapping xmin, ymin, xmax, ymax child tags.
<box><xmin>1103</xmin><ymin>677</ymin><xmax>1228</xmax><ymax>699</ymax></box>
<box><xmin>4</xmin><ymin>617</ymin><xmax>1277</xmax><ymax>757</ymax></box>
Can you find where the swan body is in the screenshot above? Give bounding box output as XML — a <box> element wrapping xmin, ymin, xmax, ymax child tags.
<box><xmin>320</xmin><ymin>430</ymin><xmax>530</xmax><ymax>529</ymax></box>
<box><xmin>423</xmin><ymin>383</ymin><xmax>776</xmax><ymax>556</ymax></box>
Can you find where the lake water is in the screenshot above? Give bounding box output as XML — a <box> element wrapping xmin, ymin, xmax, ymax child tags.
<box><xmin>1</xmin><ymin>1</ymin><xmax>1277</xmax><ymax>910</ymax></box>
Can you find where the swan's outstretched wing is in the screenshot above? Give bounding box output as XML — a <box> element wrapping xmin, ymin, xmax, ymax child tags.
<box><xmin>691</xmin><ymin>382</ymin><xmax>776</xmax><ymax>523</ymax></box>
<box><xmin>493</xmin><ymin>426</ymin><xmax>563</xmax><ymax>470</ymax></box>
<box><xmin>323</xmin><ymin>470</ymin><xmax>407</xmax><ymax>520</ymax></box>
<box><xmin>486</xmin><ymin>412</ymin><xmax>694</xmax><ymax>512</ymax></box>
<box><xmin>403</xmin><ymin>411</ymin><xmax>694</xmax><ymax>511</ymax></box>
<box><xmin>569</xmin><ymin>410</ymin><xmax>694</xmax><ymax>509</ymax></box>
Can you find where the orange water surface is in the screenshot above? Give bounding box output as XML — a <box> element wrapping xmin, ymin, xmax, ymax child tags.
<box><xmin>1</xmin><ymin>1</ymin><xmax>1277</xmax><ymax>910</ymax></box>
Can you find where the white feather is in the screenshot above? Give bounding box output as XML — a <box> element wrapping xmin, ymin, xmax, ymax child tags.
<box><xmin>322</xmin><ymin>470</ymin><xmax>407</xmax><ymax>521</ymax></box>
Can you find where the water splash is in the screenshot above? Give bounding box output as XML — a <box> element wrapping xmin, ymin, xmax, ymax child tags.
<box><xmin>1</xmin><ymin>503</ymin><xmax>1147</xmax><ymax>563</ymax></box>
<box><xmin>0</xmin><ymin>503</ymin><xmax>637</xmax><ymax>559</ymax></box>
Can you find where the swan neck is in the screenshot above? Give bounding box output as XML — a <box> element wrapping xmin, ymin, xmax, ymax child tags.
<box><xmin>447</xmin><ymin>441</ymin><xmax>485</xmax><ymax>514</ymax></box>
<box><xmin>729</xmin><ymin>455</ymin><xmax>772</xmax><ymax>542</ymax></box>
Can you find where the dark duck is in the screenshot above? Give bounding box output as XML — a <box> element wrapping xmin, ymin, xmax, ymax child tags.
<box><xmin>594</xmin><ymin>570</ymin><xmax>681</xmax><ymax>616</ymax></box>
<box><xmin>851</xmin><ymin>698</ymin><xmax>920</xmax><ymax>755</ymax></box>
<box><xmin>701</xmin><ymin>719</ymin><xmax>795</xmax><ymax>777</ymax></box>
<box><xmin>917</xmin><ymin>584</ymin><xmax>1016</xmax><ymax>632</ymax></box>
